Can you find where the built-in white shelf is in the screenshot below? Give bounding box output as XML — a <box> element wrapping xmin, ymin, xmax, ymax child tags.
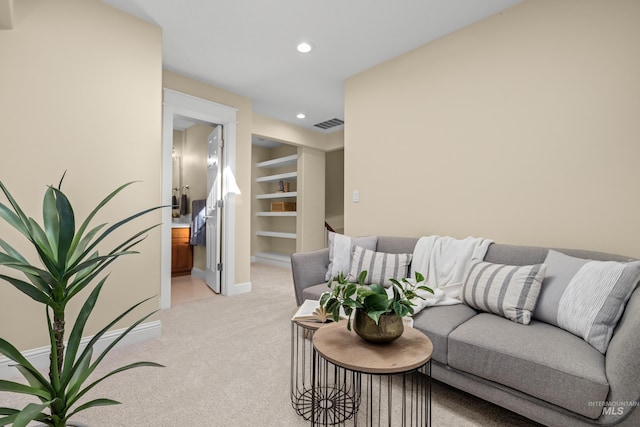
<box><xmin>256</xmin><ymin>171</ymin><xmax>297</xmax><ymax>183</ymax></box>
<box><xmin>256</xmin><ymin>231</ymin><xmax>297</xmax><ymax>239</ymax></box>
<box><xmin>256</xmin><ymin>191</ymin><xmax>297</xmax><ymax>200</ymax></box>
<box><xmin>256</xmin><ymin>154</ymin><xmax>298</xmax><ymax>169</ymax></box>
<box><xmin>256</xmin><ymin>211</ymin><xmax>297</xmax><ymax>217</ymax></box>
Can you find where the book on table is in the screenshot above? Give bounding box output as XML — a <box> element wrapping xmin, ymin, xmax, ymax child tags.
<box><xmin>292</xmin><ymin>299</ymin><xmax>344</xmax><ymax>323</ymax></box>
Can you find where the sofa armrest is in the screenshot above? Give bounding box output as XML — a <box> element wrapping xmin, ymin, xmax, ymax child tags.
<box><xmin>601</xmin><ymin>289</ymin><xmax>640</xmax><ymax>424</ymax></box>
<box><xmin>291</xmin><ymin>248</ymin><xmax>330</xmax><ymax>306</ymax></box>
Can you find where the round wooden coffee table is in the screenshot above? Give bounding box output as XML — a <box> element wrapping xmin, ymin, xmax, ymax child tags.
<box><xmin>311</xmin><ymin>321</ymin><xmax>433</xmax><ymax>426</ymax></box>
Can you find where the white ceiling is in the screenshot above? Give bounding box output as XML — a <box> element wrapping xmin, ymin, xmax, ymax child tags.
<box><xmin>102</xmin><ymin>0</ymin><xmax>522</xmax><ymax>134</ymax></box>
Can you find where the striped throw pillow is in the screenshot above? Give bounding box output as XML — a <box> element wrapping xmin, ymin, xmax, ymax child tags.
<box><xmin>348</xmin><ymin>246</ymin><xmax>412</xmax><ymax>287</ymax></box>
<box><xmin>554</xmin><ymin>257</ymin><xmax>640</xmax><ymax>353</ymax></box>
<box><xmin>461</xmin><ymin>260</ymin><xmax>547</xmax><ymax>325</ymax></box>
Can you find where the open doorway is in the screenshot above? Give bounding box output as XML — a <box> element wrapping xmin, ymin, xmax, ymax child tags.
<box><xmin>170</xmin><ymin>119</ymin><xmax>218</xmax><ymax>305</ymax></box>
<box><xmin>161</xmin><ymin>89</ymin><xmax>246</xmax><ymax>309</ymax></box>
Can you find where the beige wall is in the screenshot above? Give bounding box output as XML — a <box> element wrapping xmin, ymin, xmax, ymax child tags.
<box><xmin>296</xmin><ymin>147</ymin><xmax>326</xmax><ymax>252</ymax></box>
<box><xmin>345</xmin><ymin>0</ymin><xmax>640</xmax><ymax>259</ymax></box>
<box><xmin>325</xmin><ymin>149</ymin><xmax>345</xmax><ymax>233</ymax></box>
<box><xmin>325</xmin><ymin>130</ymin><xmax>345</xmax><ymax>152</ymax></box>
<box><xmin>0</xmin><ymin>0</ymin><xmax>162</xmax><ymax>350</ymax></box>
<box><xmin>163</xmin><ymin>71</ymin><xmax>253</xmax><ymax>285</ymax></box>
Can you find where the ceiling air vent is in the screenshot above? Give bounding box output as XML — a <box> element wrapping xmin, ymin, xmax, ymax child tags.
<box><xmin>313</xmin><ymin>118</ymin><xmax>344</xmax><ymax>130</ymax></box>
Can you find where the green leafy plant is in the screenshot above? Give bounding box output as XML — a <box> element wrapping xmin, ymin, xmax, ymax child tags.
<box><xmin>319</xmin><ymin>270</ymin><xmax>434</xmax><ymax>331</ymax></box>
<box><xmin>0</xmin><ymin>176</ymin><xmax>163</xmax><ymax>427</ymax></box>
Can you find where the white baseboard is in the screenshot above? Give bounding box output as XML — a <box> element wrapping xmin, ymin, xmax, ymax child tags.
<box><xmin>253</xmin><ymin>252</ymin><xmax>292</xmax><ymax>269</ymax></box>
<box><xmin>0</xmin><ymin>320</ymin><xmax>162</xmax><ymax>380</ymax></box>
<box><xmin>228</xmin><ymin>281</ymin><xmax>251</xmax><ymax>296</ymax></box>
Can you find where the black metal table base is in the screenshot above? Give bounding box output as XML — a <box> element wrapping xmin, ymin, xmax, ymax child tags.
<box><xmin>291</xmin><ymin>320</ymin><xmax>432</xmax><ymax>426</ymax></box>
<box><xmin>294</xmin><ymin>385</ymin><xmax>358</xmax><ymax>424</ymax></box>
<box><xmin>311</xmin><ymin>346</ymin><xmax>431</xmax><ymax>427</ymax></box>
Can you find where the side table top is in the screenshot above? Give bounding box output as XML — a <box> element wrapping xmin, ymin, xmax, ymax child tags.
<box><xmin>313</xmin><ymin>321</ymin><xmax>433</xmax><ymax>374</ymax></box>
<box><xmin>293</xmin><ymin>318</ymin><xmax>331</xmax><ymax>331</ymax></box>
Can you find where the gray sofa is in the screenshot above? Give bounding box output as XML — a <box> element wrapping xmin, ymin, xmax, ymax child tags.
<box><xmin>291</xmin><ymin>236</ymin><xmax>640</xmax><ymax>427</ymax></box>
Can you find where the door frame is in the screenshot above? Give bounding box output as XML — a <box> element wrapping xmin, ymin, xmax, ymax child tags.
<box><xmin>161</xmin><ymin>88</ymin><xmax>239</xmax><ymax>308</ymax></box>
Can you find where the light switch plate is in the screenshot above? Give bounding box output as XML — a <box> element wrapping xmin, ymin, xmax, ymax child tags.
<box><xmin>353</xmin><ymin>190</ymin><xmax>359</xmax><ymax>203</ymax></box>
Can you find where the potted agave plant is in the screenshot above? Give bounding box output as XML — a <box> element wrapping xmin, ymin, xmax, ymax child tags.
<box><xmin>0</xmin><ymin>175</ymin><xmax>163</xmax><ymax>427</ymax></box>
<box><xmin>320</xmin><ymin>270</ymin><xmax>433</xmax><ymax>343</ymax></box>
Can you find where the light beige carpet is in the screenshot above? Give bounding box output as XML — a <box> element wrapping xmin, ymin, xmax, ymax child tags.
<box><xmin>1</xmin><ymin>263</ymin><xmax>540</xmax><ymax>426</ymax></box>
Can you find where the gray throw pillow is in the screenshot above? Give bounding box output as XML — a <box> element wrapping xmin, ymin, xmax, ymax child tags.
<box><xmin>460</xmin><ymin>260</ymin><xmax>546</xmax><ymax>325</ymax></box>
<box><xmin>539</xmin><ymin>250</ymin><xmax>640</xmax><ymax>353</ymax></box>
<box><xmin>347</xmin><ymin>246</ymin><xmax>412</xmax><ymax>287</ymax></box>
<box><xmin>535</xmin><ymin>249</ymin><xmax>589</xmax><ymax>325</ymax></box>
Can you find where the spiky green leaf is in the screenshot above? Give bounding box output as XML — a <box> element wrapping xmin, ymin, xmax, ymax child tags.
<box><xmin>0</xmin><ymin>254</ymin><xmax>55</xmax><ymax>284</ymax></box>
<box><xmin>65</xmin><ymin>347</ymin><xmax>93</xmax><ymax>400</ymax></box>
<box><xmin>66</xmin><ymin>299</ymin><xmax>157</xmax><ymax>407</ymax></box>
<box><xmin>67</xmin><ymin>182</ymin><xmax>137</xmax><ymax>258</ymax></box>
<box><xmin>66</xmin><ymin>398</ymin><xmax>120</xmax><ymax>420</ymax></box>
<box><xmin>12</xmin><ymin>401</ymin><xmax>53</xmax><ymax>427</ymax></box>
<box><xmin>68</xmin><ymin>361</ymin><xmax>162</xmax><ymax>413</ymax></box>
<box><xmin>0</xmin><ymin>182</ymin><xmax>31</xmax><ymax>236</ymax></box>
<box><xmin>43</xmin><ymin>187</ymin><xmax>60</xmax><ymax>253</ymax></box>
<box><xmin>64</xmin><ymin>251</ymin><xmax>138</xmax><ymax>280</ymax></box>
<box><xmin>14</xmin><ymin>365</ymin><xmax>51</xmax><ymax>397</ymax></box>
<box><xmin>67</xmin><ymin>223</ymin><xmax>106</xmax><ymax>266</ymax></box>
<box><xmin>69</xmin><ymin>337</ymin><xmax>162</xmax><ymax>408</ymax></box>
<box><xmin>0</xmin><ymin>409</ymin><xmax>18</xmax><ymax>427</ymax></box>
<box><xmin>0</xmin><ymin>381</ymin><xmax>50</xmax><ymax>400</ymax></box>
<box><xmin>26</xmin><ymin>217</ymin><xmax>55</xmax><ymax>263</ymax></box>
<box><xmin>0</xmin><ymin>239</ymin><xmax>28</xmax><ymax>264</ymax></box>
<box><xmin>50</xmin><ymin>187</ymin><xmax>75</xmax><ymax>270</ymax></box>
<box><xmin>62</xmin><ymin>277</ymin><xmax>107</xmax><ymax>385</ymax></box>
<box><xmin>69</xmin><ymin>205</ymin><xmax>162</xmax><ymax>271</ymax></box>
<box><xmin>0</xmin><ymin>275</ymin><xmax>55</xmax><ymax>306</ymax></box>
<box><xmin>0</xmin><ymin>339</ymin><xmax>50</xmax><ymax>391</ymax></box>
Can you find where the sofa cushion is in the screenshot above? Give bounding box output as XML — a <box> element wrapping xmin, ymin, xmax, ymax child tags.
<box><xmin>347</xmin><ymin>246</ymin><xmax>412</xmax><ymax>287</ymax></box>
<box><xmin>412</xmin><ymin>304</ymin><xmax>477</xmax><ymax>364</ymax></box>
<box><xmin>448</xmin><ymin>313</ymin><xmax>609</xmax><ymax>419</ymax></box>
<box><xmin>460</xmin><ymin>260</ymin><xmax>546</xmax><ymax>325</ymax></box>
<box><xmin>537</xmin><ymin>250</ymin><xmax>640</xmax><ymax>354</ymax></box>
<box><xmin>376</xmin><ymin>236</ymin><xmax>418</xmax><ymax>254</ymax></box>
<box><xmin>325</xmin><ymin>232</ymin><xmax>378</xmax><ymax>281</ymax></box>
<box><xmin>302</xmin><ymin>282</ymin><xmax>331</xmax><ymax>302</ymax></box>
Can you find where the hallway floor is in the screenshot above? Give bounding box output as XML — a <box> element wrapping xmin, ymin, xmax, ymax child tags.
<box><xmin>171</xmin><ymin>275</ymin><xmax>215</xmax><ymax>305</ymax></box>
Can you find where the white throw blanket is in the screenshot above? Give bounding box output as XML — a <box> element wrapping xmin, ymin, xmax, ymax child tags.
<box><xmin>409</xmin><ymin>235</ymin><xmax>493</xmax><ymax>312</ymax></box>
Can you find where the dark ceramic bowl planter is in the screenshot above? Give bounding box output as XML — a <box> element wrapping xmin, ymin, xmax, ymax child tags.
<box><xmin>353</xmin><ymin>309</ymin><xmax>404</xmax><ymax>343</ymax></box>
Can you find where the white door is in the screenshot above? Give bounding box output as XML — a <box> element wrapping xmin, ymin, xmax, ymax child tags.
<box><xmin>206</xmin><ymin>126</ymin><xmax>223</xmax><ymax>293</ymax></box>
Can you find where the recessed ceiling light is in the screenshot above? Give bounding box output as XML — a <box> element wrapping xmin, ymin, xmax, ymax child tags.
<box><xmin>296</xmin><ymin>113</ymin><xmax>306</xmax><ymax>119</ymax></box>
<box><xmin>296</xmin><ymin>42</ymin><xmax>313</xmax><ymax>54</ymax></box>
